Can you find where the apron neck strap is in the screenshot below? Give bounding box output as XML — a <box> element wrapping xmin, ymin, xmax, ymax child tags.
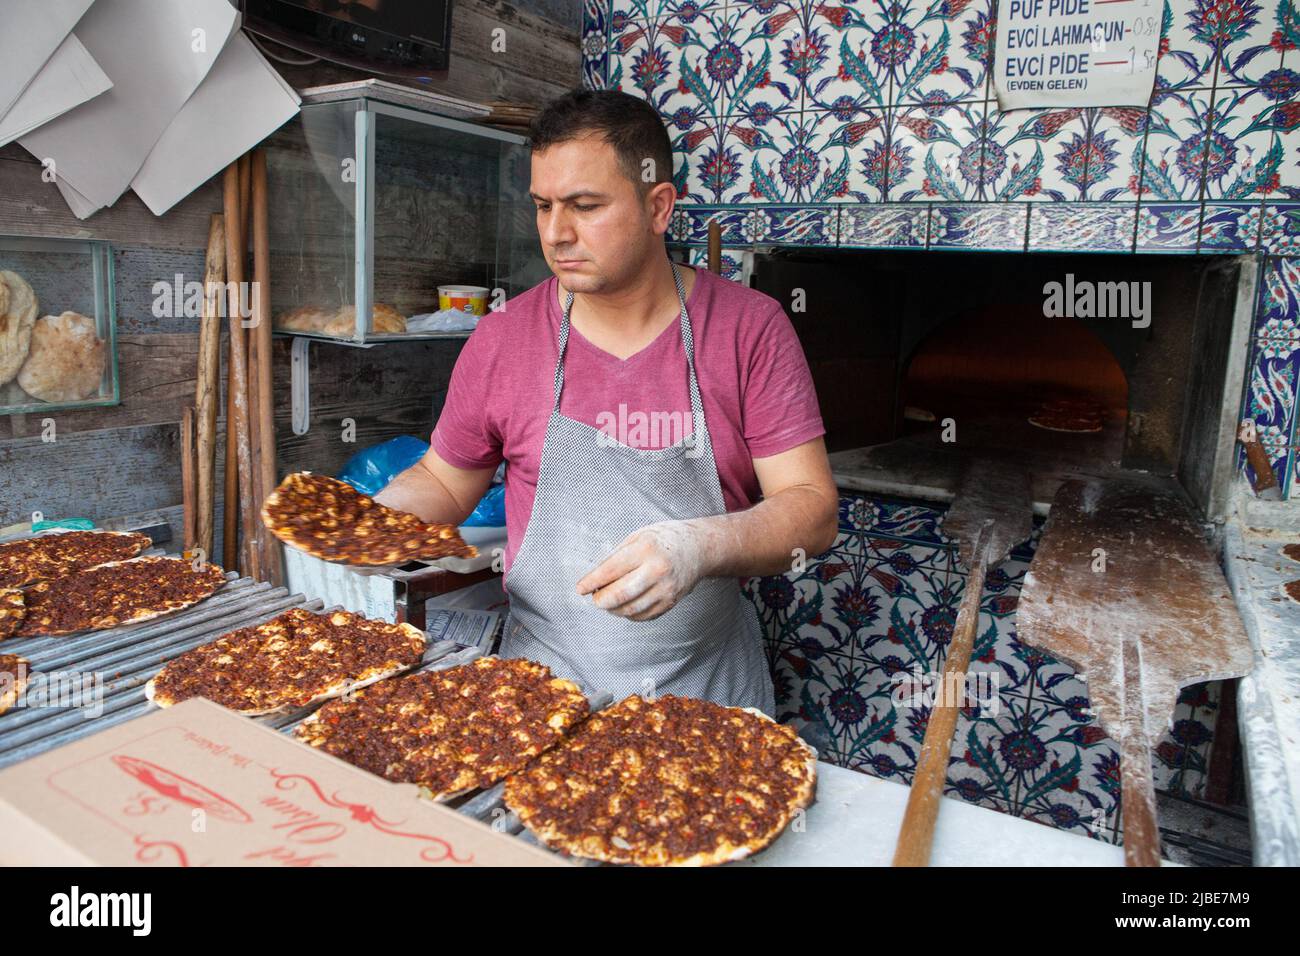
<box><xmin>553</xmin><ymin>261</ymin><xmax>703</xmax><ymax>422</ymax></box>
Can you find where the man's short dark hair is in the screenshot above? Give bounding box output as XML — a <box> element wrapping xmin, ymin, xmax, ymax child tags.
<box><xmin>528</xmin><ymin>89</ymin><xmax>673</xmax><ymax>194</ymax></box>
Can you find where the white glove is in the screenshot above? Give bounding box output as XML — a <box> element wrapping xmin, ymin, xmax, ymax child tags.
<box><xmin>575</xmin><ymin>518</ymin><xmax>721</xmax><ymax>621</ymax></box>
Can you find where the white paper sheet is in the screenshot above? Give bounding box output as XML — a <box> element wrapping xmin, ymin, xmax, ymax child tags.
<box><xmin>0</xmin><ymin>0</ymin><xmax>94</xmax><ymax>120</ymax></box>
<box><xmin>132</xmin><ymin>30</ymin><xmax>300</xmax><ymax>216</ymax></box>
<box><xmin>0</xmin><ymin>33</ymin><xmax>111</xmax><ymax>148</ymax></box>
<box><xmin>19</xmin><ymin>0</ymin><xmax>239</xmax><ymax>215</ymax></box>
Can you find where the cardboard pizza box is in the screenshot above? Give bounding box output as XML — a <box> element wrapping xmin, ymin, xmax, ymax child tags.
<box><xmin>0</xmin><ymin>698</ymin><xmax>568</xmax><ymax>867</ymax></box>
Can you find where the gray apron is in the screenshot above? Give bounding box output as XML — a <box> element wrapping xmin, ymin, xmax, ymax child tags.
<box><xmin>499</xmin><ymin>262</ymin><xmax>775</xmax><ymax>715</ymax></box>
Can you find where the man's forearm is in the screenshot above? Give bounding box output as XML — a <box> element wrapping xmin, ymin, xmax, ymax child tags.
<box><xmin>685</xmin><ymin>485</ymin><xmax>838</xmax><ymax>579</ymax></box>
<box><xmin>373</xmin><ymin>459</ymin><xmax>473</xmax><ymax>526</ymax></box>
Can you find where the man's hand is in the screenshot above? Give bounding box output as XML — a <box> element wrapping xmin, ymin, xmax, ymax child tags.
<box><xmin>575</xmin><ymin>519</ymin><xmax>717</xmax><ymax>621</ymax></box>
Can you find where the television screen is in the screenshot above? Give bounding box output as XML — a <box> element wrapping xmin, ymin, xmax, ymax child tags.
<box><xmin>242</xmin><ymin>0</ymin><xmax>452</xmax><ymax>75</ymax></box>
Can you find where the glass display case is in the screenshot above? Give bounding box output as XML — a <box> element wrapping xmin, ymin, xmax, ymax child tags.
<box><xmin>265</xmin><ymin>88</ymin><xmax>546</xmax><ymax>344</ymax></box>
<box><xmin>0</xmin><ymin>235</ymin><xmax>118</xmax><ymax>414</ymax></box>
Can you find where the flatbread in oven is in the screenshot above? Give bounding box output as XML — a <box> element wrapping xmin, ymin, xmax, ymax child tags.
<box><xmin>0</xmin><ymin>529</ymin><xmax>153</xmax><ymax>589</ymax></box>
<box><xmin>262</xmin><ymin>471</ymin><xmax>476</xmax><ymax>566</ymax></box>
<box><xmin>144</xmin><ymin>607</ymin><xmax>428</xmax><ymax>715</ymax></box>
<box><xmin>0</xmin><ymin>652</ymin><xmax>28</xmax><ymax>716</ymax></box>
<box><xmin>1028</xmin><ymin>397</ymin><xmax>1106</xmax><ymax>433</ymax></box>
<box><xmin>504</xmin><ymin>694</ymin><xmax>818</xmax><ymax>867</ymax></box>
<box><xmin>16</xmin><ymin>555</ymin><xmax>227</xmax><ymax>637</ymax></box>
<box><xmin>0</xmin><ymin>589</ymin><xmax>24</xmax><ymax>639</ymax></box>
<box><xmin>295</xmin><ymin>656</ymin><xmax>589</xmax><ymax>800</ymax></box>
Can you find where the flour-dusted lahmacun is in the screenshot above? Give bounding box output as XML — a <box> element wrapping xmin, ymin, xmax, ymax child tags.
<box><xmin>296</xmin><ymin>656</ymin><xmax>589</xmax><ymax>800</ymax></box>
<box><xmin>0</xmin><ymin>653</ymin><xmax>28</xmax><ymax>715</ymax></box>
<box><xmin>16</xmin><ymin>556</ymin><xmax>227</xmax><ymax>637</ymax></box>
<box><xmin>0</xmin><ymin>589</ymin><xmax>24</xmax><ymax>640</ymax></box>
<box><xmin>262</xmin><ymin>471</ymin><xmax>477</xmax><ymax>566</ymax></box>
<box><xmin>145</xmin><ymin>607</ymin><xmax>428</xmax><ymax>715</ymax></box>
<box><xmin>504</xmin><ymin>694</ymin><xmax>818</xmax><ymax>866</ymax></box>
<box><xmin>0</xmin><ymin>530</ymin><xmax>153</xmax><ymax>590</ymax></box>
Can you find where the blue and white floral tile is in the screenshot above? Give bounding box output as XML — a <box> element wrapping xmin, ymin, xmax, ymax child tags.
<box><xmin>610</xmin><ymin>0</ymin><xmax>722</xmax><ymax>24</ymax></box>
<box><xmin>1277</xmin><ymin>104</ymin><xmax>1300</xmax><ymax>200</ymax></box>
<box><xmin>607</xmin><ymin>16</ymin><xmax>714</xmax><ymax>120</ymax></box>
<box><xmin>889</xmin><ymin>0</ymin><xmax>995</xmax><ymax>108</ymax></box>
<box><xmin>980</xmin><ymin>105</ymin><xmax>1090</xmax><ymax>201</ymax></box>
<box><xmin>1135</xmin><ymin>201</ymin><xmax>1204</xmax><ymax>250</ymax></box>
<box><xmin>1153</xmin><ymin>0</ymin><xmax>1217</xmax><ymax>90</ymax></box>
<box><xmin>726</xmin><ymin>1</ymin><xmax>805</xmax><ymax>111</ymax></box>
<box><xmin>1260</xmin><ymin>202</ymin><xmax>1300</xmax><ymax>252</ymax></box>
<box><xmin>1083</xmin><ymin>107</ymin><xmax>1151</xmax><ymax>201</ymax></box>
<box><xmin>798</xmin><ymin>1</ymin><xmax>893</xmax><ymax>115</ymax></box>
<box><xmin>868</xmin><ymin>495</ymin><xmax>950</xmax><ymax>545</ymax></box>
<box><xmin>685</xmin><ymin>245</ymin><xmax>746</xmax><ymax>276</ymax></box>
<box><xmin>1139</xmin><ymin>86</ymin><xmax>1216</xmax><ymax>201</ymax></box>
<box><xmin>1027</xmin><ymin>204</ymin><xmax>1138</xmax><ymax>251</ymax></box>
<box><xmin>884</xmin><ymin>102</ymin><xmax>986</xmax><ymax>201</ymax></box>
<box><xmin>1241</xmin><ymin>258</ymin><xmax>1300</xmax><ymax>493</ymax></box>
<box><xmin>839</xmin><ymin>203</ymin><xmax>930</xmax><ymax>246</ymax></box>
<box><xmin>1210</xmin><ymin>0</ymin><xmax>1290</xmax><ymax>87</ymax></box>
<box><xmin>703</xmin><ymin>112</ymin><xmax>790</xmax><ymax>203</ymax></box>
<box><xmin>951</xmin><ymin>699</ymin><xmax>1120</xmax><ymax>839</ymax></box>
<box><xmin>582</xmin><ymin>0</ymin><xmax>611</xmax><ymax>90</ymax></box>
<box><xmin>1199</xmin><ymin>201</ymin><xmax>1266</xmax><ymax>249</ymax></box>
<box><xmin>1201</xmin><ymin>87</ymin><xmax>1285</xmax><ymax>200</ymax></box>
<box><xmin>930</xmin><ymin>203</ymin><xmax>1029</xmax><ymax>248</ymax></box>
<box><xmin>800</xmin><ymin>106</ymin><xmax>894</xmax><ymax>204</ymax></box>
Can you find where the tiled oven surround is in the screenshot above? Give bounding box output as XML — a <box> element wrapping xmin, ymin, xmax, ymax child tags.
<box><xmin>742</xmin><ymin>491</ymin><xmax>1229</xmax><ymax>846</ymax></box>
<box><xmin>582</xmin><ymin>0</ymin><xmax>1300</xmax><ymax>496</ymax></box>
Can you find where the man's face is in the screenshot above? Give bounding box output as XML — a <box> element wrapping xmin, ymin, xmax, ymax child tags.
<box><xmin>529</xmin><ymin>133</ymin><xmax>672</xmax><ymax>293</ymax></box>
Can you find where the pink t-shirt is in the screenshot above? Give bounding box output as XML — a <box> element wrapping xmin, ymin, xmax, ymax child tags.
<box><xmin>431</xmin><ymin>265</ymin><xmax>825</xmax><ymax>586</ymax></box>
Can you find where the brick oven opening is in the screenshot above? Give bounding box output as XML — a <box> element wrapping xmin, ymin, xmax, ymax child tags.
<box><xmin>746</xmin><ymin>248</ymin><xmax>1253</xmax><ymax>520</ymax></box>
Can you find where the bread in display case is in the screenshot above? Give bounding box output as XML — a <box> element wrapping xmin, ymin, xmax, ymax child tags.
<box><xmin>263</xmin><ymin>84</ymin><xmax>547</xmax><ymax>344</ymax></box>
<box><xmin>0</xmin><ymin>236</ymin><xmax>117</xmax><ymax>414</ymax></box>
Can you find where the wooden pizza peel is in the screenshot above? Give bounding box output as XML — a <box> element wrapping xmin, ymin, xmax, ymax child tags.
<box><xmin>1015</xmin><ymin>475</ymin><xmax>1254</xmax><ymax>866</ymax></box>
<box><xmin>892</xmin><ymin>458</ymin><xmax>1033</xmax><ymax>866</ymax></box>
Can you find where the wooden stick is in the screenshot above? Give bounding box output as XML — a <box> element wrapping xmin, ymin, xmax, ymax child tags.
<box><xmin>244</xmin><ymin>161</ymin><xmax>265</xmax><ymax>577</ymax></box>
<box><xmin>222</xmin><ymin>161</ymin><xmax>258</xmax><ymax>580</ymax></box>
<box><xmin>181</xmin><ymin>405</ymin><xmax>196</xmax><ymax>552</ymax></box>
<box><xmin>196</xmin><ymin>214</ymin><xmax>225</xmax><ymax>562</ymax></box>
<box><xmin>1119</xmin><ymin>634</ymin><xmax>1162</xmax><ymax>866</ymax></box>
<box><xmin>707</xmin><ymin>219</ymin><xmax>721</xmax><ymax>274</ymax></box>
<box><xmin>251</xmin><ymin>149</ymin><xmax>282</xmax><ymax>587</ymax></box>
<box><xmin>892</xmin><ymin>548</ymin><xmax>989</xmax><ymax>867</ymax></box>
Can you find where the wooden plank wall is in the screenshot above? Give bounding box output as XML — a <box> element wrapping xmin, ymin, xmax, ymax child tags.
<box><xmin>0</xmin><ymin>2</ymin><xmax>578</xmax><ymax>566</ymax></box>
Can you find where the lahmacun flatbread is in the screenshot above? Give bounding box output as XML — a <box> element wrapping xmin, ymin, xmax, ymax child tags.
<box><xmin>0</xmin><ymin>653</ymin><xmax>28</xmax><ymax>715</ymax></box>
<box><xmin>504</xmin><ymin>694</ymin><xmax>817</xmax><ymax>867</ymax></box>
<box><xmin>16</xmin><ymin>556</ymin><xmax>227</xmax><ymax>637</ymax></box>
<box><xmin>144</xmin><ymin>607</ymin><xmax>428</xmax><ymax>715</ymax></box>
<box><xmin>0</xmin><ymin>529</ymin><xmax>153</xmax><ymax>589</ymax></box>
<box><xmin>262</xmin><ymin>472</ymin><xmax>476</xmax><ymax>566</ymax></box>
<box><xmin>296</xmin><ymin>656</ymin><xmax>589</xmax><ymax>800</ymax></box>
<box><xmin>0</xmin><ymin>588</ymin><xmax>24</xmax><ymax>639</ymax></box>
<box><xmin>1028</xmin><ymin>397</ymin><xmax>1105</xmax><ymax>433</ymax></box>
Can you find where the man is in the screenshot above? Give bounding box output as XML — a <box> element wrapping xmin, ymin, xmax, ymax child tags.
<box><xmin>376</xmin><ymin>89</ymin><xmax>837</xmax><ymax>715</ymax></box>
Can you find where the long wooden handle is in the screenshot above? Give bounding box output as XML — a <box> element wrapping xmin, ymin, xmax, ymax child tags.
<box><xmin>196</xmin><ymin>214</ymin><xmax>225</xmax><ymax>561</ymax></box>
<box><xmin>251</xmin><ymin>149</ymin><xmax>281</xmax><ymax>587</ymax></box>
<box><xmin>222</xmin><ymin>161</ymin><xmax>258</xmax><ymax>579</ymax></box>
<box><xmin>892</xmin><ymin>552</ymin><xmax>988</xmax><ymax>867</ymax></box>
<box><xmin>1120</xmin><ymin>633</ymin><xmax>1162</xmax><ymax>866</ymax></box>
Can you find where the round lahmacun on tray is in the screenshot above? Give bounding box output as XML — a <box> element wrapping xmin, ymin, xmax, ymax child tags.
<box><xmin>16</xmin><ymin>555</ymin><xmax>227</xmax><ymax>637</ymax></box>
<box><xmin>145</xmin><ymin>607</ymin><xmax>428</xmax><ymax>715</ymax></box>
<box><xmin>503</xmin><ymin>694</ymin><xmax>818</xmax><ymax>867</ymax></box>
<box><xmin>261</xmin><ymin>472</ymin><xmax>477</xmax><ymax>567</ymax></box>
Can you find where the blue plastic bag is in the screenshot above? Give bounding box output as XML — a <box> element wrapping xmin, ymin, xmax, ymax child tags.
<box><xmin>337</xmin><ymin>437</ymin><xmax>506</xmax><ymax>527</ymax></box>
<box><xmin>337</xmin><ymin>436</ymin><xmax>429</xmax><ymax>496</ymax></box>
<box><xmin>462</xmin><ymin>482</ymin><xmax>505</xmax><ymax>527</ymax></box>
